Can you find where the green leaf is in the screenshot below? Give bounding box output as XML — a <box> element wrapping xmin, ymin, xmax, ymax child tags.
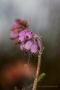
<box><xmin>38</xmin><ymin>73</ymin><xmax>46</xmax><ymax>82</ymax></box>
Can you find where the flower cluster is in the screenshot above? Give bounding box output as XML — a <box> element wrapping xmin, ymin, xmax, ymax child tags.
<box><xmin>10</xmin><ymin>19</ymin><xmax>42</xmax><ymax>56</ymax></box>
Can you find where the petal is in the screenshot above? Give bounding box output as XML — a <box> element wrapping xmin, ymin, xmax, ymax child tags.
<box><xmin>19</xmin><ymin>35</ymin><xmax>25</xmax><ymax>43</ymax></box>
<box><xmin>10</xmin><ymin>31</ymin><xmax>19</xmax><ymax>39</ymax></box>
<box><xmin>24</xmin><ymin>40</ymin><xmax>32</xmax><ymax>51</ymax></box>
<box><xmin>19</xmin><ymin>29</ymin><xmax>28</xmax><ymax>36</ymax></box>
<box><xmin>30</xmin><ymin>44</ymin><xmax>38</xmax><ymax>54</ymax></box>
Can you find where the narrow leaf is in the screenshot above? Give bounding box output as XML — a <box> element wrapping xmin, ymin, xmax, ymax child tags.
<box><xmin>38</xmin><ymin>73</ymin><xmax>45</xmax><ymax>82</ymax></box>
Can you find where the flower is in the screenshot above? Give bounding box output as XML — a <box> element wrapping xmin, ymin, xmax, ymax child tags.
<box><xmin>10</xmin><ymin>31</ymin><xmax>19</xmax><ymax>39</ymax></box>
<box><xmin>20</xmin><ymin>43</ymin><xmax>25</xmax><ymax>50</ymax></box>
<box><xmin>24</xmin><ymin>40</ymin><xmax>32</xmax><ymax>51</ymax></box>
<box><xmin>30</xmin><ymin>43</ymin><xmax>38</xmax><ymax>55</ymax></box>
<box><xmin>15</xmin><ymin>19</ymin><xmax>28</xmax><ymax>27</ymax></box>
<box><xmin>19</xmin><ymin>29</ymin><xmax>27</xmax><ymax>36</ymax></box>
<box><xmin>19</xmin><ymin>30</ymin><xmax>26</xmax><ymax>42</ymax></box>
<box><xmin>25</xmin><ymin>31</ymin><xmax>33</xmax><ymax>40</ymax></box>
<box><xmin>19</xmin><ymin>29</ymin><xmax>28</xmax><ymax>42</ymax></box>
<box><xmin>11</xmin><ymin>24</ymin><xmax>20</xmax><ymax>31</ymax></box>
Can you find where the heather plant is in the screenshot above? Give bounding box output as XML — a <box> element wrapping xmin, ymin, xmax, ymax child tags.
<box><xmin>10</xmin><ymin>19</ymin><xmax>45</xmax><ymax>90</ymax></box>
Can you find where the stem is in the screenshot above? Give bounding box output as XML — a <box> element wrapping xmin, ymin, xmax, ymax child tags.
<box><xmin>28</xmin><ymin>53</ymin><xmax>30</xmax><ymax>66</ymax></box>
<box><xmin>32</xmin><ymin>51</ymin><xmax>42</xmax><ymax>90</ymax></box>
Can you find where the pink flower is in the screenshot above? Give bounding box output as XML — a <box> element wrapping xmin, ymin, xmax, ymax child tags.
<box><xmin>19</xmin><ymin>29</ymin><xmax>28</xmax><ymax>42</ymax></box>
<box><xmin>25</xmin><ymin>31</ymin><xmax>33</xmax><ymax>40</ymax></box>
<box><xmin>10</xmin><ymin>31</ymin><xmax>19</xmax><ymax>39</ymax></box>
<box><xmin>24</xmin><ymin>40</ymin><xmax>32</xmax><ymax>51</ymax></box>
<box><xmin>11</xmin><ymin>24</ymin><xmax>20</xmax><ymax>30</ymax></box>
<box><xmin>30</xmin><ymin>43</ymin><xmax>38</xmax><ymax>55</ymax></box>
<box><xmin>20</xmin><ymin>43</ymin><xmax>25</xmax><ymax>50</ymax></box>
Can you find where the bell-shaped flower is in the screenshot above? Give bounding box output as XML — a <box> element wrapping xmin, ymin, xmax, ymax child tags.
<box><xmin>24</xmin><ymin>40</ymin><xmax>32</xmax><ymax>51</ymax></box>
<box><xmin>20</xmin><ymin>43</ymin><xmax>25</xmax><ymax>50</ymax></box>
<box><xmin>25</xmin><ymin>31</ymin><xmax>33</xmax><ymax>40</ymax></box>
<box><xmin>10</xmin><ymin>31</ymin><xmax>19</xmax><ymax>40</ymax></box>
<box><xmin>30</xmin><ymin>43</ymin><xmax>38</xmax><ymax>55</ymax></box>
<box><xmin>19</xmin><ymin>29</ymin><xmax>28</xmax><ymax>42</ymax></box>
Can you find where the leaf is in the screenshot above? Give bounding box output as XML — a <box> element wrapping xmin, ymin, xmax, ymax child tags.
<box><xmin>38</xmin><ymin>73</ymin><xmax>46</xmax><ymax>82</ymax></box>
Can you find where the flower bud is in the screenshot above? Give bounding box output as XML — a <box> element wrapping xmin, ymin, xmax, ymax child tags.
<box><xmin>11</xmin><ymin>24</ymin><xmax>20</xmax><ymax>30</ymax></box>
<box><xmin>10</xmin><ymin>31</ymin><xmax>18</xmax><ymax>39</ymax></box>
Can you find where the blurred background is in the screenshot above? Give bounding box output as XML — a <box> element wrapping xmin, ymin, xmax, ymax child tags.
<box><xmin>0</xmin><ymin>0</ymin><xmax>60</xmax><ymax>90</ymax></box>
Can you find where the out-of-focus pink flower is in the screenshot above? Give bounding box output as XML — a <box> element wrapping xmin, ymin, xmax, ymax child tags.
<box><xmin>24</xmin><ymin>40</ymin><xmax>32</xmax><ymax>51</ymax></box>
<box><xmin>20</xmin><ymin>43</ymin><xmax>25</xmax><ymax>50</ymax></box>
<box><xmin>10</xmin><ymin>31</ymin><xmax>19</xmax><ymax>39</ymax></box>
<box><xmin>11</xmin><ymin>24</ymin><xmax>20</xmax><ymax>30</ymax></box>
<box><xmin>25</xmin><ymin>31</ymin><xmax>33</xmax><ymax>40</ymax></box>
<box><xmin>30</xmin><ymin>43</ymin><xmax>38</xmax><ymax>55</ymax></box>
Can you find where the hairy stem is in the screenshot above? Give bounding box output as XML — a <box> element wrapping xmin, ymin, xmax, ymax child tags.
<box><xmin>32</xmin><ymin>50</ymin><xmax>42</xmax><ymax>90</ymax></box>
